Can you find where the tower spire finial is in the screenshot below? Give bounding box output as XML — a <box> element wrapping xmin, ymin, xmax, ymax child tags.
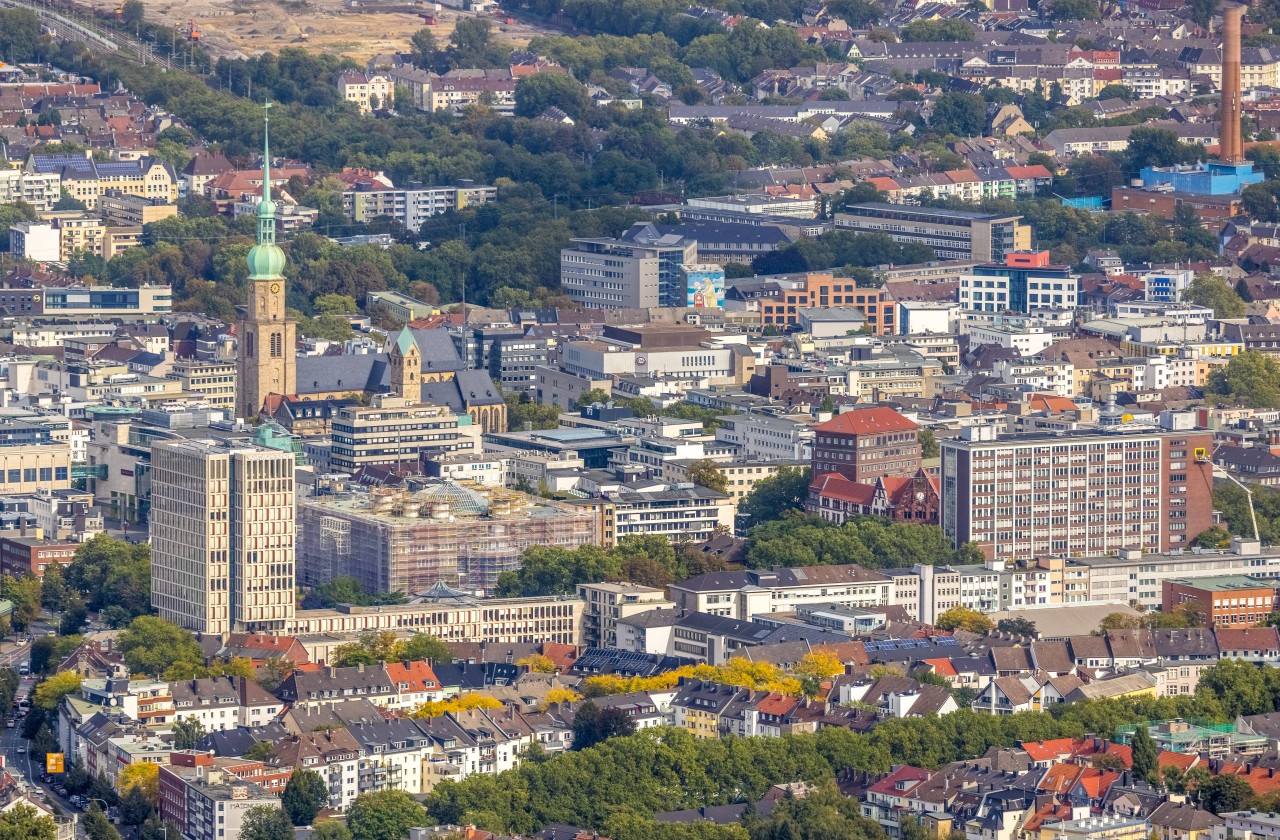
<box><xmin>257</xmin><ymin>101</ymin><xmax>276</xmax><ymax>245</ymax></box>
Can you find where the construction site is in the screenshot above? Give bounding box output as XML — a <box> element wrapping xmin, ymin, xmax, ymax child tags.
<box><xmin>79</xmin><ymin>0</ymin><xmax>543</xmax><ymax>60</ymax></box>
<box><xmin>296</xmin><ymin>479</ymin><xmax>603</xmax><ymax>596</ymax></box>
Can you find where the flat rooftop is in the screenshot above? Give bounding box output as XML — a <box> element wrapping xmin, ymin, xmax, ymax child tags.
<box><xmin>1167</xmin><ymin>575</ymin><xmax>1279</xmax><ymax>592</ymax></box>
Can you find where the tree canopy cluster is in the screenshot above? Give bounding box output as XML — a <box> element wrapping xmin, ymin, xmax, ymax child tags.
<box><xmin>423</xmin><ymin>685</ymin><xmax>1244</xmax><ymax>837</ymax></box>
<box><xmin>744</xmin><ymin>513</ymin><xmax>982</xmax><ymax>570</ymax></box>
<box><xmin>1214</xmin><ymin>480</ymin><xmax>1280</xmax><ymax>545</ymax></box>
<box><xmin>496</xmin><ymin>534</ymin><xmax>731</xmax><ymax>596</ymax></box>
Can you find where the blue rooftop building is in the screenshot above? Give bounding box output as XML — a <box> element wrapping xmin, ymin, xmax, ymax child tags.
<box><xmin>1138</xmin><ymin>161</ymin><xmax>1263</xmax><ymax>195</ymax></box>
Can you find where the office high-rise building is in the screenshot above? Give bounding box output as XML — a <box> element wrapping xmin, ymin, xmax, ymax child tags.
<box><xmin>941</xmin><ymin>421</ymin><xmax>1213</xmax><ymax>562</ymax></box>
<box><xmin>150</xmin><ymin>439</ymin><xmax>296</xmax><ymax>635</ymax></box>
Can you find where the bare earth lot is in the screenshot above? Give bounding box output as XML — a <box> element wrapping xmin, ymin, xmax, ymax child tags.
<box><xmin>78</xmin><ymin>0</ymin><xmax>538</xmax><ymax>61</ymax></box>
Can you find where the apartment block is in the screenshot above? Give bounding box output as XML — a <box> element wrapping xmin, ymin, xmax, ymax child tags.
<box><xmin>343</xmin><ymin>182</ymin><xmax>495</xmax><ymax>233</ymax></box>
<box><xmin>328</xmin><ymin>397</ymin><xmax>478</xmax><ymax>474</ymax></box>
<box><xmin>835</xmin><ymin>202</ymin><xmax>1030</xmax><ymax>262</ymax></box>
<box><xmin>338</xmin><ymin>70</ymin><xmax>395</xmax><ymax>113</ymax></box>
<box><xmin>0</xmin><ymin>169</ymin><xmax>61</xmax><ymax>212</ymax></box>
<box><xmin>149</xmin><ymin>439</ymin><xmax>296</xmax><ymax>635</ymax></box>
<box><xmin>941</xmin><ymin>420</ymin><xmax>1214</xmax><ymax>562</ymax></box>
<box><xmin>577</xmin><ymin>582</ymin><xmax>676</xmax><ymax>648</ymax></box>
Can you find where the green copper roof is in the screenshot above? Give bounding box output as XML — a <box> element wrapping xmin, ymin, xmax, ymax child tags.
<box><xmin>395</xmin><ymin>327</ymin><xmax>418</xmax><ymax>355</ymax></box>
<box><xmin>247</xmin><ymin>101</ymin><xmax>285</xmax><ymax>281</ymax></box>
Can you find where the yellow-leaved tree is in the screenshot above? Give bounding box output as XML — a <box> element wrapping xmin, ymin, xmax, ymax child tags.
<box><xmin>117</xmin><ymin>761</ymin><xmax>159</xmax><ymax>806</ymax></box>
<box><xmin>33</xmin><ymin>671</ymin><xmax>81</xmax><ymax>712</ymax></box>
<box><xmin>516</xmin><ymin>654</ymin><xmax>557</xmax><ymax>673</ymax></box>
<box><xmin>412</xmin><ymin>692</ymin><xmax>503</xmax><ymax>718</ymax></box>
<box><xmin>541</xmin><ymin>686</ymin><xmax>582</xmax><ymax>710</ymax></box>
<box><xmin>794</xmin><ymin>650</ymin><xmax>845</xmax><ymax>681</ymax></box>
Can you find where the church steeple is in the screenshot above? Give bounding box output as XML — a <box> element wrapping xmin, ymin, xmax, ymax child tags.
<box><xmin>247</xmin><ymin>101</ymin><xmax>285</xmax><ymax>281</ymax></box>
<box><xmin>236</xmin><ymin>102</ymin><xmax>296</xmax><ymax>421</ymax></box>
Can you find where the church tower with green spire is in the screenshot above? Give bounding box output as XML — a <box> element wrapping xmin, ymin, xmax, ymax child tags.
<box><xmin>236</xmin><ymin>103</ymin><xmax>296</xmax><ymax>420</ymax></box>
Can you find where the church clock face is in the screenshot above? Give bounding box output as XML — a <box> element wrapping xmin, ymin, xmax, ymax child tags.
<box><xmin>270</xmin><ymin>283</ymin><xmax>281</xmax><ymax>294</ymax></box>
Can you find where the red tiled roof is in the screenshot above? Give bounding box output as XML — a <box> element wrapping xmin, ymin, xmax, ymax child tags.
<box><xmin>1158</xmin><ymin>751</ymin><xmax>1198</xmax><ymax>773</ymax></box>
<box><xmin>385</xmin><ymin>660</ymin><xmax>440</xmax><ymax>692</ymax></box>
<box><xmin>756</xmin><ymin>692</ymin><xmax>801</xmax><ymax>716</ymax></box>
<box><xmin>1039</xmin><ymin>763</ymin><xmax>1084</xmax><ymax>794</ymax></box>
<box><xmin>1006</xmin><ymin>165</ymin><xmax>1053</xmax><ymax>179</ymax></box>
<box><xmin>815</xmin><ymin>406</ymin><xmax>918</xmax><ymax>436</ymax></box>
<box><xmin>1077</xmin><ymin>768</ymin><xmax>1121</xmax><ymax>798</ymax></box>
<box><xmin>810</xmin><ymin>472</ymin><xmax>876</xmax><ymax>505</ymax></box>
<box><xmin>866</xmin><ymin>766</ymin><xmax>933</xmax><ymax>796</ymax></box>
<box><xmin>921</xmin><ymin>658</ymin><xmax>957</xmax><ymax>676</ymax></box>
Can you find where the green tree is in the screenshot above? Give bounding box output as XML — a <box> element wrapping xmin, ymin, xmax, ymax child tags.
<box><xmin>118</xmin><ymin>616</ymin><xmax>203</xmax><ymax>676</ymax></box>
<box><xmin>1200</xmin><ymin>773</ymin><xmax>1256</xmax><ymax>815</ymax></box>
<box><xmin>120</xmin><ymin>0</ymin><xmax>145</xmax><ymax>28</ymax></box>
<box><xmin>930</xmin><ymin>92</ymin><xmax>987</xmax><ymax>137</ymax></box>
<box><xmin>82</xmin><ymin>803</ymin><xmax>121</xmax><ymax>840</ymax></box>
<box><xmin>282</xmin><ymin>769</ymin><xmax>330</xmax><ymax>826</ymax></box>
<box><xmin>996</xmin><ymin>617</ymin><xmax>1037</xmax><ymax>636</ymax></box>
<box><xmin>347</xmin><ymin>790</ymin><xmax>426</xmax><ymax>840</ymax></box>
<box><xmin>1190</xmin><ymin>0</ymin><xmax>1216</xmax><ymax>28</ymax></box>
<box><xmin>1207</xmin><ymin>351</ymin><xmax>1280</xmax><ymax>409</ymax></box>
<box><xmin>1131</xmin><ymin>726</ymin><xmax>1158</xmax><ymax>783</ymax></box>
<box><xmin>0</xmin><ymin>9</ymin><xmax>43</xmax><ymax>63</ymax></box>
<box><xmin>39</xmin><ymin>564</ymin><xmax>70</xmax><ymax>612</ymax></box>
<box><xmin>121</xmin><ymin>786</ymin><xmax>155</xmax><ymax>827</ymax></box>
<box><xmin>0</xmin><ymin>575</ymin><xmax>40</xmax><ymax>631</ymax></box>
<box><xmin>574</xmin><ymin>388</ymin><xmax>613</xmax><ymax>409</ymax></box>
<box><xmin>900</xmin><ymin>19</ymin><xmax>974</xmax><ymax>40</ymax></box>
<box><xmin>1125</xmin><ymin>127</ymin><xmax>1204</xmax><ymax>172</ymax></box>
<box><xmin>686</xmin><ymin>460</ymin><xmax>729</xmax><ymax>493</ymax></box>
<box><xmin>65</xmin><ymin>534</ymin><xmax>152</xmax><ymax>619</ymax></box>
<box><xmin>240</xmin><ymin>806</ymin><xmax>293</xmax><ymax>840</ymax></box>
<box><xmin>172</xmin><ymin>717</ymin><xmax>207</xmax><ymax>750</ymax></box>
<box><xmin>1193</xmin><ymin>526</ymin><xmax>1231</xmax><ymax>549</ymax></box>
<box><xmin>1243</xmin><ymin>180</ymin><xmax>1280</xmax><ymax>222</ymax></box>
<box><xmin>918</xmin><ymin>429</ymin><xmax>939</xmax><ymax>459</ymax></box>
<box><xmin>0</xmin><ymin>803</ymin><xmax>57</xmax><ymax>840</ymax></box>
<box><xmin>1051</xmin><ymin>0</ymin><xmax>1100</xmax><ymax>19</ymax></box>
<box><xmin>410</xmin><ymin>27</ymin><xmax>438</xmax><ymax>68</ymax></box>
<box><xmin>514</xmin><ymin>72</ymin><xmax>591</xmax><ymax>120</ymax></box>
<box><xmin>53</xmin><ymin>188</ymin><xmax>86</xmax><ymax>211</ymax></box>
<box><xmin>399</xmin><ymin>634</ymin><xmax>454</xmax><ymax>663</ymax></box>
<box><xmin>739</xmin><ymin>468</ymin><xmax>811</xmax><ymax>527</ymax></box>
<box><xmin>1184</xmin><ymin>274</ymin><xmax>1247</xmax><ymax>318</ymax></box>
<box><xmin>1096</xmin><ymin>84</ymin><xmax>1136</xmax><ymax>101</ymax></box>
<box><xmin>572</xmin><ymin>701</ymin><xmax>636</xmax><ymax>750</ymax></box>
<box><xmin>505</xmin><ymin>393</ymin><xmax>561</xmax><ymax>431</ymax></box>
<box><xmin>311</xmin><ymin>822</ymin><xmax>354</xmax><ymax>840</ymax></box>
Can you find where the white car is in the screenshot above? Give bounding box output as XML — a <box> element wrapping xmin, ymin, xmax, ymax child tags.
<box><xmin>17</xmin><ymin>746</ymin><xmax>25</xmax><ymax>754</ymax></box>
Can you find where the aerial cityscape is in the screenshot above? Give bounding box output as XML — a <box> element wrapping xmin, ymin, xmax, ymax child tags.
<box><xmin>4</xmin><ymin>0</ymin><xmax>1280</xmax><ymax>837</ymax></box>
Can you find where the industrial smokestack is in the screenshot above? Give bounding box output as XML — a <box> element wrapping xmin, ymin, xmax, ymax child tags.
<box><xmin>1220</xmin><ymin>4</ymin><xmax>1245</xmax><ymax>164</ymax></box>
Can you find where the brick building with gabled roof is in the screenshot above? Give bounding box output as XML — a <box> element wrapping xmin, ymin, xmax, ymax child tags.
<box><xmin>811</xmin><ymin>406</ymin><xmax>921</xmax><ymax>483</ymax></box>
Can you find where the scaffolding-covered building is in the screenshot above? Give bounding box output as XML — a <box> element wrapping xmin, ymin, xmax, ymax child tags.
<box><xmin>297</xmin><ymin>479</ymin><xmax>602</xmax><ymax>595</ymax></box>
